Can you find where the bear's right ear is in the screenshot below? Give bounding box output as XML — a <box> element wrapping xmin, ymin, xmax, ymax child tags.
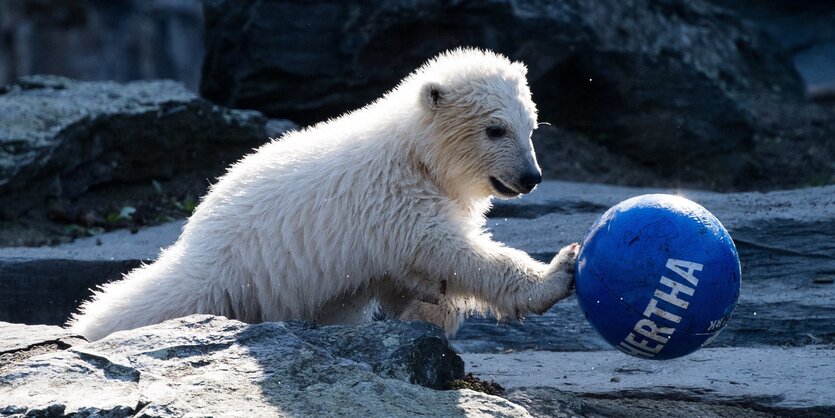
<box><xmin>420</xmin><ymin>82</ymin><xmax>445</xmax><ymax>112</ymax></box>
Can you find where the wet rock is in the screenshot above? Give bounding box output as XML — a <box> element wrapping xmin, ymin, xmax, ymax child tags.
<box><xmin>465</xmin><ymin>348</ymin><xmax>835</xmax><ymax>416</ymax></box>
<box><xmin>0</xmin><ymin>75</ymin><xmax>297</xmax><ymax>219</ymax></box>
<box><xmin>200</xmin><ymin>0</ymin><xmax>835</xmax><ymax>190</ymax></box>
<box><xmin>0</xmin><ymin>315</ymin><xmax>528</xmax><ymax>417</ymax></box>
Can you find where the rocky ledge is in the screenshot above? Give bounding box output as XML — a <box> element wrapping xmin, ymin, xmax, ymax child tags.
<box><xmin>0</xmin><ymin>315</ymin><xmax>530</xmax><ymax>417</ymax></box>
<box><xmin>3</xmin><ymin>315</ymin><xmax>832</xmax><ymax>417</ymax></box>
<box><xmin>0</xmin><ymin>75</ymin><xmax>297</xmax><ymax>246</ymax></box>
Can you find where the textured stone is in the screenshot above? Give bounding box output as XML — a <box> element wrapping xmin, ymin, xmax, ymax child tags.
<box><xmin>464</xmin><ymin>348</ymin><xmax>835</xmax><ymax>415</ymax></box>
<box><xmin>0</xmin><ymin>315</ymin><xmax>529</xmax><ymax>417</ymax></box>
<box><xmin>0</xmin><ymin>75</ymin><xmax>297</xmax><ymax>219</ymax></box>
<box><xmin>506</xmin><ymin>387</ymin><xmax>797</xmax><ymax>418</ymax></box>
<box><xmin>286</xmin><ymin>320</ymin><xmax>465</xmax><ymax>390</ymax></box>
<box><xmin>0</xmin><ymin>322</ymin><xmax>85</xmax><ymax>376</ymax></box>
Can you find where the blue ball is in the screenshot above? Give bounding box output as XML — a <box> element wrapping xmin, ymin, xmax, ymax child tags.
<box><xmin>575</xmin><ymin>194</ymin><xmax>741</xmax><ymax>360</ymax></box>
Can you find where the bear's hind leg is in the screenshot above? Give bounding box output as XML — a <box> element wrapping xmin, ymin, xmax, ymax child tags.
<box><xmin>397</xmin><ymin>296</ymin><xmax>473</xmax><ymax>337</ymax></box>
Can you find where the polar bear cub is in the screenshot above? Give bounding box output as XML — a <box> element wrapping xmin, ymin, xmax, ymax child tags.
<box><xmin>68</xmin><ymin>48</ymin><xmax>579</xmax><ymax>341</ymax></box>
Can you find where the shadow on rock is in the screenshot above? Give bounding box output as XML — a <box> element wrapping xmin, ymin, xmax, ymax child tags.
<box><xmin>0</xmin><ymin>315</ymin><xmax>531</xmax><ymax>417</ymax></box>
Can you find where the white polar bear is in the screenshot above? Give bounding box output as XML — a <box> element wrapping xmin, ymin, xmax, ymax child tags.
<box><xmin>68</xmin><ymin>48</ymin><xmax>579</xmax><ymax>341</ymax></box>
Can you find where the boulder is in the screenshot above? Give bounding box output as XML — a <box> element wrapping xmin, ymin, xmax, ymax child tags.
<box><xmin>0</xmin><ymin>75</ymin><xmax>297</xmax><ymax>220</ymax></box>
<box><xmin>0</xmin><ymin>322</ymin><xmax>85</xmax><ymax>375</ymax></box>
<box><xmin>0</xmin><ymin>315</ymin><xmax>530</xmax><ymax>417</ymax></box>
<box><xmin>200</xmin><ymin>0</ymin><xmax>835</xmax><ymax>190</ymax></box>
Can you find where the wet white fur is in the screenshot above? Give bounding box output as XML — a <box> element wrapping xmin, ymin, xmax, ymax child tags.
<box><xmin>68</xmin><ymin>48</ymin><xmax>579</xmax><ymax>341</ymax></box>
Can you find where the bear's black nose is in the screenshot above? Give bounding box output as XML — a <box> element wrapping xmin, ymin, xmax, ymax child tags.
<box><xmin>518</xmin><ymin>171</ymin><xmax>542</xmax><ymax>193</ymax></box>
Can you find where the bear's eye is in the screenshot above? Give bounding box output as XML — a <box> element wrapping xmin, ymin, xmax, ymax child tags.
<box><xmin>485</xmin><ymin>125</ymin><xmax>506</xmax><ymax>139</ymax></box>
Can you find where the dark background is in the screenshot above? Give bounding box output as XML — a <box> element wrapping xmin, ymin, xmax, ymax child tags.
<box><xmin>1</xmin><ymin>0</ymin><xmax>834</xmax><ymax>246</ymax></box>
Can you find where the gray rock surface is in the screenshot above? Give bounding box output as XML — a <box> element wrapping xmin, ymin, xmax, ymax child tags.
<box><xmin>0</xmin><ymin>75</ymin><xmax>297</xmax><ymax>219</ymax></box>
<box><xmin>464</xmin><ymin>347</ymin><xmax>835</xmax><ymax>416</ymax></box>
<box><xmin>200</xmin><ymin>0</ymin><xmax>835</xmax><ymax>190</ymax></box>
<box><xmin>0</xmin><ymin>315</ymin><xmax>529</xmax><ymax>418</ymax></box>
<box><xmin>0</xmin><ymin>323</ymin><xmax>86</xmax><ymax>376</ymax></box>
<box><xmin>0</xmin><ymin>322</ymin><xmax>83</xmax><ymax>353</ymax></box>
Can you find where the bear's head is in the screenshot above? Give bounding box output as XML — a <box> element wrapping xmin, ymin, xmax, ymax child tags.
<box><xmin>415</xmin><ymin>48</ymin><xmax>542</xmax><ymax>204</ymax></box>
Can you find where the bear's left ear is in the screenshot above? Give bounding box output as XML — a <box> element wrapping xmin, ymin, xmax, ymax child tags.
<box><xmin>420</xmin><ymin>82</ymin><xmax>446</xmax><ymax>112</ymax></box>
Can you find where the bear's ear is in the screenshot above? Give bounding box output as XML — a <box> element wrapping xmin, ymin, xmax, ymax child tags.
<box><xmin>420</xmin><ymin>82</ymin><xmax>445</xmax><ymax>112</ymax></box>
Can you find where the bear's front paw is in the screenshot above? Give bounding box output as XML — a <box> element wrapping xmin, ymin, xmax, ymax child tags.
<box><xmin>524</xmin><ymin>243</ymin><xmax>581</xmax><ymax>315</ymax></box>
<box><xmin>553</xmin><ymin>242</ymin><xmax>580</xmax><ymax>274</ymax></box>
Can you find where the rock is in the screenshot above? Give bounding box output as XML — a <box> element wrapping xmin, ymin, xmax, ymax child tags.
<box><xmin>286</xmin><ymin>321</ymin><xmax>465</xmax><ymax>390</ymax></box>
<box><xmin>0</xmin><ymin>322</ymin><xmax>82</xmax><ymax>353</ymax></box>
<box><xmin>532</xmin><ymin>126</ymin><xmax>664</xmax><ymax>189</ymax></box>
<box><xmin>0</xmin><ymin>0</ymin><xmax>205</xmax><ymax>91</ymax></box>
<box><xmin>506</xmin><ymin>387</ymin><xmax>797</xmax><ymax>418</ymax></box>
<box><xmin>0</xmin><ymin>322</ymin><xmax>85</xmax><ymax>375</ymax></box>
<box><xmin>464</xmin><ymin>348</ymin><xmax>835</xmax><ymax>416</ymax></box>
<box><xmin>0</xmin><ymin>75</ymin><xmax>298</xmax><ymax>219</ymax></box>
<box><xmin>707</xmin><ymin>1</ymin><xmax>835</xmax><ymax>100</ymax></box>
<box><xmin>0</xmin><ymin>315</ymin><xmax>530</xmax><ymax>417</ymax></box>
<box><xmin>200</xmin><ymin>0</ymin><xmax>835</xmax><ymax>190</ymax></box>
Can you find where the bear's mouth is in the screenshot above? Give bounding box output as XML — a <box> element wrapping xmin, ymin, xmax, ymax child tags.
<box><xmin>489</xmin><ymin>176</ymin><xmax>520</xmax><ymax>197</ymax></box>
